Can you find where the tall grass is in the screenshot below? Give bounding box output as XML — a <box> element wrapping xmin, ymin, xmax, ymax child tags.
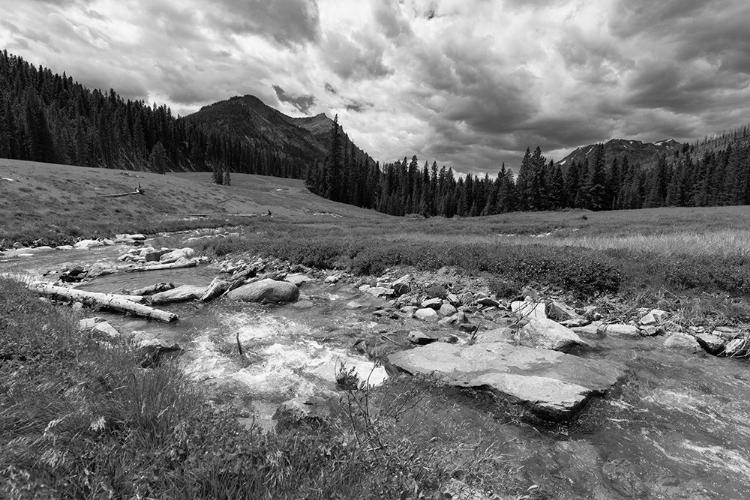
<box><xmin>2</xmin><ymin>277</ymin><xmax>499</xmax><ymax>499</ymax></box>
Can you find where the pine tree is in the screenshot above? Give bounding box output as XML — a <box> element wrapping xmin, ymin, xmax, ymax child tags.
<box><xmin>224</xmin><ymin>165</ymin><xmax>231</xmax><ymax>186</ymax></box>
<box><xmin>324</xmin><ymin>115</ymin><xmax>342</xmax><ymax>201</ymax></box>
<box><xmin>585</xmin><ymin>145</ymin><xmax>607</xmax><ymax>210</ymax></box>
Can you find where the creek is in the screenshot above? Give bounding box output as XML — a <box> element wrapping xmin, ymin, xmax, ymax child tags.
<box><xmin>3</xmin><ymin>238</ymin><xmax>750</xmax><ymax>499</ymax></box>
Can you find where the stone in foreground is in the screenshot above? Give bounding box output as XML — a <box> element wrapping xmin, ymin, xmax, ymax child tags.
<box><xmin>388</xmin><ymin>342</ymin><xmax>625</xmax><ymax>421</ymax></box>
<box><xmin>227</xmin><ymin>278</ymin><xmax>300</xmax><ymax>303</ymax></box>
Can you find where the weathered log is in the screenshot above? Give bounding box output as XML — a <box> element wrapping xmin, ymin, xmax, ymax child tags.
<box><xmin>127</xmin><ymin>282</ymin><xmax>175</xmax><ymax>296</ymax></box>
<box><xmin>33</xmin><ymin>284</ymin><xmax>178</xmax><ymax>323</ymax></box>
<box><xmin>128</xmin><ymin>258</ymin><xmax>199</xmax><ymax>272</ymax></box>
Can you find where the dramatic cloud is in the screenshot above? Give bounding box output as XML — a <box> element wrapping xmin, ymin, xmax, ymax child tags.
<box><xmin>1</xmin><ymin>0</ymin><xmax>748</xmax><ymax>174</ymax></box>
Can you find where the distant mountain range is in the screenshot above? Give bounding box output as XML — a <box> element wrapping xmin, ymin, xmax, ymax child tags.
<box><xmin>557</xmin><ymin>138</ymin><xmax>684</xmax><ymax>168</ymax></box>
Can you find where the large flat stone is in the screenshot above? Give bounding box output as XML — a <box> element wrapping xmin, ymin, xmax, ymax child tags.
<box><xmin>388</xmin><ymin>342</ymin><xmax>625</xmax><ymax>421</ymax></box>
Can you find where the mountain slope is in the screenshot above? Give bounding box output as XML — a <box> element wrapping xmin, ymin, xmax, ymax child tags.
<box><xmin>185</xmin><ymin>95</ymin><xmax>375</xmax><ymax>169</ymax></box>
<box><xmin>558</xmin><ymin>138</ymin><xmax>684</xmax><ymax>167</ymax></box>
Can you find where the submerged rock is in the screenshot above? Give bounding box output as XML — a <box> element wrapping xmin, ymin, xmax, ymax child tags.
<box><xmin>389</xmin><ymin>342</ymin><xmax>625</xmax><ymax>421</ymax></box>
<box><xmin>663</xmin><ymin>333</ymin><xmax>701</xmax><ymax>354</ymax></box>
<box><xmin>227</xmin><ymin>278</ymin><xmax>300</xmax><ymax>303</ymax></box>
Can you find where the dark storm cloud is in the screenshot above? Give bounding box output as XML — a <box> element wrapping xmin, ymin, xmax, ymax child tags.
<box><xmin>207</xmin><ymin>0</ymin><xmax>320</xmax><ymax>46</ymax></box>
<box><xmin>273</xmin><ymin>85</ymin><xmax>316</xmax><ymax>113</ymax></box>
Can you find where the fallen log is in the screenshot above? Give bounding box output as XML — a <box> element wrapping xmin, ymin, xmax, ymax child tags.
<box><xmin>126</xmin><ymin>282</ymin><xmax>175</xmax><ymax>296</ymax></box>
<box><xmin>128</xmin><ymin>258</ymin><xmax>199</xmax><ymax>272</ymax></box>
<box><xmin>33</xmin><ymin>284</ymin><xmax>178</xmax><ymax>323</ymax></box>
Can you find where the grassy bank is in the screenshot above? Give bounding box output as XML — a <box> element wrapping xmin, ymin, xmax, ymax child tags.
<box><xmin>2</xmin><ymin>277</ymin><xmax>501</xmax><ymax>499</ymax></box>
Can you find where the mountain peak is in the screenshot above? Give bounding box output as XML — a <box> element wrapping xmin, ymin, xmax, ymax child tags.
<box><xmin>559</xmin><ymin>138</ymin><xmax>684</xmax><ymax>168</ymax></box>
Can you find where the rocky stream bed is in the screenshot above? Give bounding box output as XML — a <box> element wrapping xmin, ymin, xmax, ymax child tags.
<box><xmin>3</xmin><ymin>229</ymin><xmax>750</xmax><ymax>499</ymax></box>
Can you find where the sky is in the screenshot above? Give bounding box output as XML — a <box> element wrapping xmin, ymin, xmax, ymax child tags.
<box><xmin>2</xmin><ymin>0</ymin><xmax>750</xmax><ymax>174</ymax></box>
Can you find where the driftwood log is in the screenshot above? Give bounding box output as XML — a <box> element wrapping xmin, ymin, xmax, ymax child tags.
<box><xmin>33</xmin><ymin>284</ymin><xmax>178</xmax><ymax>323</ymax></box>
<box><xmin>127</xmin><ymin>258</ymin><xmax>199</xmax><ymax>272</ymax></box>
<box><xmin>96</xmin><ymin>184</ymin><xmax>145</xmax><ymax>198</ymax></box>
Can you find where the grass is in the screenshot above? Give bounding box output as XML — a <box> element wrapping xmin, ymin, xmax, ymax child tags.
<box><xmin>1</xmin><ymin>277</ymin><xmax>507</xmax><ymax>499</ymax></box>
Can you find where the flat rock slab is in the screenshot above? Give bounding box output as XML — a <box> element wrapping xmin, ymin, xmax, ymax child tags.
<box><xmin>227</xmin><ymin>278</ymin><xmax>300</xmax><ymax>303</ymax></box>
<box><xmin>389</xmin><ymin>342</ymin><xmax>626</xmax><ymax>421</ymax></box>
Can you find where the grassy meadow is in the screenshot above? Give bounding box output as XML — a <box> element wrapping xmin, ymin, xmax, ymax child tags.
<box><xmin>4</xmin><ymin>160</ymin><xmax>750</xmax><ymax>497</ymax></box>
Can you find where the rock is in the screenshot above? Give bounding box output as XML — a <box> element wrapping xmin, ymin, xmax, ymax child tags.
<box><xmin>273</xmin><ymin>396</ymin><xmax>334</xmax><ymax>432</ymax></box>
<box><xmin>391</xmin><ymin>275</ymin><xmax>411</xmax><ymax>296</ymax></box>
<box><xmin>439</xmin><ymin>303</ymin><xmax>458</xmax><ymax>317</ymax></box>
<box><xmin>640</xmin><ymin>309</ymin><xmax>668</xmax><ymax>326</ymax></box>
<box><xmin>421</xmin><ymin>297</ymin><xmax>443</xmax><ymax>309</ymax></box>
<box><xmin>723</xmin><ymin>337</ymin><xmax>749</xmax><ymax>357</ymax></box>
<box><xmin>476</xmin><ymin>297</ymin><xmax>500</xmax><ymax>307</ymax></box>
<box><xmin>519</xmin><ymin>317</ymin><xmax>590</xmax><ymax>351</ymax></box>
<box><xmin>12</xmin><ymin>242</ymin><xmax>23</xmax><ymax>249</ymax></box>
<box><xmin>346</xmin><ymin>301</ymin><xmax>365</xmax><ymax>309</ymax></box>
<box><xmin>130</xmin><ymin>282</ymin><xmax>175</xmax><ymax>296</ymax></box>
<box><xmin>446</xmin><ymin>293</ymin><xmax>460</xmax><ymax>306</ymax></box>
<box><xmin>79</xmin><ymin>317</ymin><xmax>107</xmax><ymax>330</ymax></box>
<box><xmin>511</xmin><ymin>299</ymin><xmax>547</xmax><ymax>320</ymax></box>
<box><xmin>284</xmin><ymin>273</ymin><xmax>311</xmax><ymax>287</ymax></box>
<box><xmin>459</xmin><ymin>323</ymin><xmax>477</xmax><ymax>333</ymax></box>
<box><xmin>73</xmin><ymin>239</ymin><xmax>104</xmax><ymax>250</ymax></box>
<box><xmin>56</xmin><ymin>245</ymin><xmax>73</xmax><ymax>251</ymax></box>
<box><xmin>559</xmin><ymin>317</ymin><xmax>590</xmax><ymax>328</ymax></box>
<box><xmin>131</xmin><ymin>332</ymin><xmax>182</xmax><ymax>368</ymax></box>
<box><xmin>546</xmin><ymin>301</ymin><xmax>579</xmax><ymax>322</ymax></box>
<box><xmin>475</xmin><ymin>327</ymin><xmax>515</xmax><ymax>344</ymax></box>
<box><xmin>144</xmin><ymin>249</ymin><xmax>170</xmax><ymax>262</ymax></box>
<box><xmin>149</xmin><ymin>285</ymin><xmax>207</xmax><ymax>305</ymax></box>
<box><xmin>582</xmin><ymin>305</ymin><xmax>602</xmax><ymax>321</ymax></box>
<box><xmin>92</xmin><ymin>322</ymin><xmax>121</xmax><ymax>340</ymax></box>
<box><xmin>407</xmin><ymin>331</ymin><xmax>436</xmax><ymax>345</ymax></box>
<box><xmin>227</xmin><ymin>279</ymin><xmax>300</xmax><ymax>303</ymax></box>
<box><xmin>598</xmin><ymin>324</ymin><xmax>640</xmax><ymax>337</ymax></box>
<box><xmin>640</xmin><ymin>326</ymin><xmax>662</xmax><ymax>337</ymax></box>
<box><xmin>440</xmin><ymin>334</ymin><xmax>460</xmax><ymax>344</ymax></box>
<box><xmin>571</xmin><ymin>322</ymin><xmax>603</xmax><ymax>338</ymax></box>
<box><xmin>324</xmin><ymin>274</ymin><xmax>340</xmax><ymax>284</ymax></box>
<box><xmin>389</xmin><ymin>341</ymin><xmax>626</xmax><ymax>421</ymax></box>
<box><xmin>663</xmin><ymin>333</ymin><xmax>701</xmax><ymax>353</ymax></box>
<box><xmin>400</xmin><ymin>306</ymin><xmax>417</xmax><ymax>316</ymax></box>
<box><xmin>366</xmin><ymin>286</ymin><xmax>394</xmax><ymax>298</ymax></box>
<box><xmin>695</xmin><ymin>333</ymin><xmax>725</xmax><ymax>355</ymax></box>
<box><xmin>438</xmin><ymin>316</ymin><xmax>457</xmax><ymax>326</ymax></box>
<box><xmin>159</xmin><ymin>247</ymin><xmax>195</xmax><ymax>264</ymax></box>
<box><xmin>414</xmin><ymin>308</ymin><xmax>440</xmax><ymax>322</ymax></box>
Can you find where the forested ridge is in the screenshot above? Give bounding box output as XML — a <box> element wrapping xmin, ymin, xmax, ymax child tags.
<box><xmin>307</xmin><ymin>114</ymin><xmax>750</xmax><ymax>216</ymax></box>
<box><xmin>0</xmin><ymin>51</ymin><xmax>313</xmax><ymax>178</ymax></box>
<box><xmin>3</xmin><ymin>49</ymin><xmax>750</xmax><ymax>217</ymax></box>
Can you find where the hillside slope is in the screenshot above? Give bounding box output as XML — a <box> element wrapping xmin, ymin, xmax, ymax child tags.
<box><xmin>0</xmin><ymin>158</ymin><xmax>387</xmax><ymax>246</ymax></box>
<box><xmin>558</xmin><ymin>138</ymin><xmax>684</xmax><ymax>168</ymax></box>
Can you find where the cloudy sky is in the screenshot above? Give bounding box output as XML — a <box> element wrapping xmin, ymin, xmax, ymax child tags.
<box><xmin>2</xmin><ymin>0</ymin><xmax>749</xmax><ymax>174</ymax></box>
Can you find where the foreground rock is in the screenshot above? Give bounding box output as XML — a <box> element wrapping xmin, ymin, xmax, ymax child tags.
<box><xmin>389</xmin><ymin>342</ymin><xmax>625</xmax><ymax>421</ymax></box>
<box><xmin>227</xmin><ymin>278</ymin><xmax>300</xmax><ymax>303</ymax></box>
<box><xmin>519</xmin><ymin>317</ymin><xmax>590</xmax><ymax>352</ymax></box>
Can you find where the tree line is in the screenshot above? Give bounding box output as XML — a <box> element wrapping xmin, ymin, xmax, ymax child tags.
<box><xmin>307</xmin><ymin>116</ymin><xmax>750</xmax><ymax>216</ymax></box>
<box><xmin>0</xmin><ymin>51</ymin><xmax>308</xmax><ymax>178</ymax></box>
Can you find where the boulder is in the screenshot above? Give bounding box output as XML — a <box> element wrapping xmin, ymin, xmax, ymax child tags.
<box><xmin>598</xmin><ymin>324</ymin><xmax>640</xmax><ymax>337</ymax></box>
<box><xmin>446</xmin><ymin>293</ymin><xmax>461</xmax><ymax>306</ymax></box>
<box><xmin>695</xmin><ymin>333</ymin><xmax>725</xmax><ymax>355</ymax></box>
<box><xmin>546</xmin><ymin>301</ymin><xmax>579</xmax><ymax>322</ymax></box>
<box><xmin>439</xmin><ymin>303</ymin><xmax>458</xmax><ymax>317</ymax></box>
<box><xmin>519</xmin><ymin>317</ymin><xmax>590</xmax><ymax>351</ymax></box>
<box><xmin>457</xmin><ymin>291</ymin><xmax>474</xmax><ymax>305</ymax></box>
<box><xmin>227</xmin><ymin>279</ymin><xmax>300</xmax><ymax>303</ymax></box>
<box><xmin>79</xmin><ymin>317</ymin><xmax>107</xmax><ymax>330</ymax></box>
<box><xmin>366</xmin><ymin>286</ymin><xmax>395</xmax><ymax>298</ymax></box>
<box><xmin>476</xmin><ymin>297</ymin><xmax>500</xmax><ymax>307</ymax></box>
<box><xmin>159</xmin><ymin>247</ymin><xmax>195</xmax><ymax>264</ymax></box>
<box><xmin>400</xmin><ymin>306</ymin><xmax>418</xmax><ymax>316</ymax></box>
<box><xmin>421</xmin><ymin>297</ymin><xmax>443</xmax><ymax>309</ymax></box>
<box><xmin>407</xmin><ymin>331</ymin><xmax>436</xmax><ymax>345</ymax></box>
<box><xmin>200</xmin><ymin>278</ymin><xmax>230</xmax><ymax>302</ymax></box>
<box><xmin>663</xmin><ymin>333</ymin><xmax>700</xmax><ymax>353</ymax></box>
<box><xmin>92</xmin><ymin>322</ymin><xmax>121</xmax><ymax>340</ymax></box>
<box><xmin>389</xmin><ymin>342</ymin><xmax>626</xmax><ymax>421</ymax></box>
<box><xmin>391</xmin><ymin>275</ymin><xmax>411</xmax><ymax>296</ymax></box>
<box><xmin>640</xmin><ymin>309</ymin><xmax>668</xmax><ymax>326</ymax></box>
<box><xmin>74</xmin><ymin>239</ymin><xmax>103</xmax><ymax>250</ymax></box>
<box><xmin>284</xmin><ymin>273</ymin><xmax>311</xmax><ymax>287</ymax></box>
<box><xmin>511</xmin><ymin>300</ymin><xmax>547</xmax><ymax>320</ymax></box>
<box><xmin>571</xmin><ymin>322</ymin><xmax>603</xmax><ymax>338</ymax></box>
<box><xmin>144</xmin><ymin>249</ymin><xmax>170</xmax><ymax>262</ymax></box>
<box><xmin>414</xmin><ymin>308</ymin><xmax>439</xmax><ymax>323</ymax></box>
<box><xmin>149</xmin><ymin>285</ymin><xmax>207</xmax><ymax>305</ymax></box>
<box><xmin>324</xmin><ymin>275</ymin><xmax>340</xmax><ymax>284</ymax></box>
<box><xmin>131</xmin><ymin>332</ymin><xmax>181</xmax><ymax>368</ymax></box>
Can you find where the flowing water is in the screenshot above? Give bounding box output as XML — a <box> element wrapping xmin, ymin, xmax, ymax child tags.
<box><xmin>3</xmin><ymin>241</ymin><xmax>750</xmax><ymax>498</ymax></box>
